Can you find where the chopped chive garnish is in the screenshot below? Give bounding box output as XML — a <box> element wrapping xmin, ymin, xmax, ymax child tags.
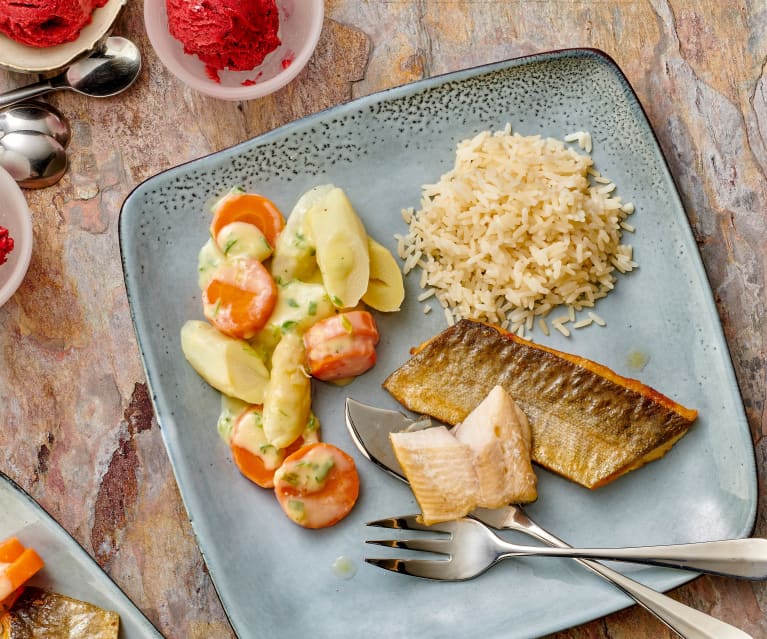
<box><xmin>307</xmin><ymin>301</ymin><xmax>317</xmax><ymax>316</ymax></box>
<box><xmin>281</xmin><ymin>320</ymin><xmax>298</xmax><ymax>334</ymax></box>
<box><xmin>287</xmin><ymin>298</ymin><xmax>299</xmax><ymax>308</ymax></box>
<box><xmin>315</xmin><ymin>460</ymin><xmax>334</xmax><ymax>483</ymax></box>
<box><xmin>222</xmin><ymin>238</ymin><xmax>238</xmax><ymax>255</ymax></box>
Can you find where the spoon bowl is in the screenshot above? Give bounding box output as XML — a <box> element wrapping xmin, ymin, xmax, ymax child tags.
<box><xmin>0</xmin><ymin>102</ymin><xmax>71</xmax><ymax>147</ymax></box>
<box><xmin>0</xmin><ymin>130</ymin><xmax>68</xmax><ymax>189</ymax></box>
<box><xmin>0</xmin><ymin>37</ymin><xmax>141</xmax><ymax>109</ymax></box>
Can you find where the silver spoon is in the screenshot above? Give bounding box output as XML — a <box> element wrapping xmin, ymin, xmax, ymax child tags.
<box><xmin>0</xmin><ymin>37</ymin><xmax>141</xmax><ymax>109</ymax></box>
<box><xmin>0</xmin><ymin>130</ymin><xmax>67</xmax><ymax>188</ymax></box>
<box><xmin>0</xmin><ymin>102</ymin><xmax>71</xmax><ymax>147</ymax></box>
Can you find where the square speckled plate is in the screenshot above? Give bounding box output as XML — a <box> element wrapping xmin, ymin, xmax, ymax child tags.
<box><xmin>119</xmin><ymin>50</ymin><xmax>756</xmax><ymax>639</ymax></box>
<box><xmin>0</xmin><ymin>472</ymin><xmax>164</xmax><ymax>638</ymax></box>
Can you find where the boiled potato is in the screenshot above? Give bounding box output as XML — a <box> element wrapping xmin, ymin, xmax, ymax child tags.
<box><xmin>216</xmin><ymin>221</ymin><xmax>273</xmax><ymax>262</ymax></box>
<box><xmin>181</xmin><ymin>320</ymin><xmax>269</xmax><ymax>404</ymax></box>
<box><xmin>270</xmin><ymin>184</ymin><xmax>334</xmax><ymax>283</ymax></box>
<box><xmin>307</xmin><ymin>188</ymin><xmax>369</xmax><ymax>308</ymax></box>
<box><xmin>362</xmin><ymin>237</ymin><xmax>405</xmax><ymax>312</ymax></box>
<box><xmin>197</xmin><ymin>238</ymin><xmax>223</xmax><ymax>290</ymax></box>
<box><xmin>262</xmin><ymin>332</ymin><xmax>311</xmax><ymax>448</ymax></box>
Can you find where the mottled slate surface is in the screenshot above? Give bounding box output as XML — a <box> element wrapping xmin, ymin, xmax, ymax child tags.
<box><xmin>1</xmin><ymin>1</ymin><xmax>765</xmax><ymax>637</ymax></box>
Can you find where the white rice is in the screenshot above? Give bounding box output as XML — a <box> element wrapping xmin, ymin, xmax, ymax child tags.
<box><xmin>399</xmin><ymin>125</ymin><xmax>636</xmax><ymax>334</ymax></box>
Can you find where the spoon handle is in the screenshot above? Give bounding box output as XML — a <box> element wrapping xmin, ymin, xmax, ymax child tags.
<box><xmin>479</xmin><ymin>507</ymin><xmax>752</xmax><ymax>639</ymax></box>
<box><xmin>498</xmin><ymin>537</ymin><xmax>767</xmax><ymax>579</ymax></box>
<box><xmin>0</xmin><ymin>81</ymin><xmax>56</xmax><ymax>109</ymax></box>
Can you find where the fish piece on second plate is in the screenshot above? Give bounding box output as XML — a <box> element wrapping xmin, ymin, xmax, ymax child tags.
<box><xmin>452</xmin><ymin>385</ymin><xmax>537</xmax><ymax>508</ymax></box>
<box><xmin>390</xmin><ymin>426</ymin><xmax>478</xmax><ymax>525</ymax></box>
<box><xmin>1</xmin><ymin>587</ymin><xmax>119</xmax><ymax>638</ymax></box>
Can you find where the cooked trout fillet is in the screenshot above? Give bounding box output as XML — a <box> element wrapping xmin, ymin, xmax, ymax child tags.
<box><xmin>1</xmin><ymin>587</ymin><xmax>119</xmax><ymax>638</ymax></box>
<box><xmin>390</xmin><ymin>426</ymin><xmax>478</xmax><ymax>525</ymax></box>
<box><xmin>452</xmin><ymin>385</ymin><xmax>537</xmax><ymax>507</ymax></box>
<box><xmin>384</xmin><ymin>320</ymin><xmax>697</xmax><ymax>489</ymax></box>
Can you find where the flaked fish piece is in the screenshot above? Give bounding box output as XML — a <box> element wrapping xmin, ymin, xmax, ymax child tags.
<box><xmin>390</xmin><ymin>426</ymin><xmax>478</xmax><ymax>525</ymax></box>
<box><xmin>384</xmin><ymin>320</ymin><xmax>697</xmax><ymax>490</ymax></box>
<box><xmin>452</xmin><ymin>385</ymin><xmax>537</xmax><ymax>507</ymax></box>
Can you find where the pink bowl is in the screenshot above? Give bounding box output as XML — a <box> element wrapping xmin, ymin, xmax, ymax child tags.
<box><xmin>144</xmin><ymin>0</ymin><xmax>324</xmax><ymax>101</ymax></box>
<box><xmin>0</xmin><ymin>167</ymin><xmax>32</xmax><ymax>307</ymax></box>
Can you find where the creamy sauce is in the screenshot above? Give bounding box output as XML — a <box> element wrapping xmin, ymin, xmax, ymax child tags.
<box><xmin>626</xmin><ymin>349</ymin><xmax>650</xmax><ymax>371</ymax></box>
<box><xmin>331</xmin><ymin>556</ymin><xmax>357</xmax><ymax>580</ymax></box>
<box><xmin>231</xmin><ymin>410</ymin><xmax>284</xmax><ymax>470</ymax></box>
<box><xmin>279</xmin><ymin>447</ymin><xmax>335</xmax><ymax>493</ymax></box>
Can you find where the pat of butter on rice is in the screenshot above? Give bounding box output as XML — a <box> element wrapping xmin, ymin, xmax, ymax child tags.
<box><xmin>397</xmin><ymin>125</ymin><xmax>637</xmax><ymax>336</ymax></box>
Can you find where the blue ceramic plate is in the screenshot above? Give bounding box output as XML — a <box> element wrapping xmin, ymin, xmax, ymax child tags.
<box><xmin>0</xmin><ymin>472</ymin><xmax>164</xmax><ymax>638</ymax></box>
<box><xmin>119</xmin><ymin>49</ymin><xmax>756</xmax><ymax>639</ymax></box>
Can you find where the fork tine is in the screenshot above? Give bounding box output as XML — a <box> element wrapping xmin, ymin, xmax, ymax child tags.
<box><xmin>365</xmin><ymin>557</ymin><xmax>459</xmax><ymax>580</ymax></box>
<box><xmin>365</xmin><ymin>537</ymin><xmax>452</xmax><ymax>554</ymax></box>
<box><xmin>366</xmin><ymin>514</ymin><xmax>444</xmax><ymax>532</ymax></box>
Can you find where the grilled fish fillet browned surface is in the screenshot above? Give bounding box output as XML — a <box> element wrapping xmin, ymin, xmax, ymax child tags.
<box><xmin>384</xmin><ymin>320</ymin><xmax>697</xmax><ymax>489</ymax></box>
<box><xmin>1</xmin><ymin>587</ymin><xmax>119</xmax><ymax>638</ymax></box>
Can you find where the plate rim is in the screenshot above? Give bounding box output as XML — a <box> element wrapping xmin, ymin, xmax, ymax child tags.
<box><xmin>118</xmin><ymin>47</ymin><xmax>758</xmax><ymax>638</ymax></box>
<box><xmin>0</xmin><ymin>470</ymin><xmax>166</xmax><ymax>638</ymax></box>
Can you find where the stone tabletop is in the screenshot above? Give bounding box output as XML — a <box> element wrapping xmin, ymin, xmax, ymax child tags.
<box><xmin>1</xmin><ymin>1</ymin><xmax>765</xmax><ymax>637</ymax></box>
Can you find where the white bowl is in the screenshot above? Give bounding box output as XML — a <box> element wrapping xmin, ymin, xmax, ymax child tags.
<box><xmin>0</xmin><ymin>166</ymin><xmax>32</xmax><ymax>307</ymax></box>
<box><xmin>144</xmin><ymin>0</ymin><xmax>324</xmax><ymax>101</ymax></box>
<box><xmin>0</xmin><ymin>0</ymin><xmax>127</xmax><ymax>74</ymax></box>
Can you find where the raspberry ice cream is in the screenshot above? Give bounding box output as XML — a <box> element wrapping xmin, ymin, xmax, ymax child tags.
<box><xmin>0</xmin><ymin>0</ymin><xmax>108</xmax><ymax>48</ymax></box>
<box><xmin>0</xmin><ymin>226</ymin><xmax>14</xmax><ymax>266</ymax></box>
<box><xmin>166</xmin><ymin>0</ymin><xmax>281</xmax><ymax>81</ymax></box>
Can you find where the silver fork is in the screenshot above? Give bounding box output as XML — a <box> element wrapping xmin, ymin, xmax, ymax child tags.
<box><xmin>366</xmin><ymin>515</ymin><xmax>767</xmax><ymax>580</ymax></box>
<box><xmin>346</xmin><ymin>399</ymin><xmax>755</xmax><ymax>639</ymax></box>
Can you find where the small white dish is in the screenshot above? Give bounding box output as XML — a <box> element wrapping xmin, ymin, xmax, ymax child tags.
<box><xmin>144</xmin><ymin>0</ymin><xmax>324</xmax><ymax>101</ymax></box>
<box><xmin>0</xmin><ymin>0</ymin><xmax>126</xmax><ymax>74</ymax></box>
<box><xmin>0</xmin><ymin>165</ymin><xmax>32</xmax><ymax>307</ymax></box>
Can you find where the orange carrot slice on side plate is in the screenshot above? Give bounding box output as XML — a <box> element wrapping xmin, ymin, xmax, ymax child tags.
<box><xmin>0</xmin><ymin>542</ymin><xmax>44</xmax><ymax>603</ymax></box>
<box><xmin>0</xmin><ymin>538</ymin><xmax>24</xmax><ymax>563</ymax></box>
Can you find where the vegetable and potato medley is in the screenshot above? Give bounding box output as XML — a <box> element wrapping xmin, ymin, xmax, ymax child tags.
<box><xmin>181</xmin><ymin>185</ymin><xmax>404</xmax><ymax>528</ymax></box>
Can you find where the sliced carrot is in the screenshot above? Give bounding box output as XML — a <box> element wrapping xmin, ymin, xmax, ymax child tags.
<box><xmin>0</xmin><ymin>538</ymin><xmax>24</xmax><ymax>563</ymax></box>
<box><xmin>303</xmin><ymin>311</ymin><xmax>379</xmax><ymax>381</ymax></box>
<box><xmin>231</xmin><ymin>407</ymin><xmax>320</xmax><ymax>488</ymax></box>
<box><xmin>203</xmin><ymin>258</ymin><xmax>278</xmax><ymax>339</ymax></box>
<box><xmin>211</xmin><ymin>192</ymin><xmax>286</xmax><ymax>249</ymax></box>
<box><xmin>274</xmin><ymin>442</ymin><xmax>360</xmax><ymax>528</ymax></box>
<box><xmin>0</xmin><ymin>547</ymin><xmax>44</xmax><ymax>602</ymax></box>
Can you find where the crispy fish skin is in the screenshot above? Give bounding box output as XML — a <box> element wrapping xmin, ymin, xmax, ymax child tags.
<box><xmin>1</xmin><ymin>587</ymin><xmax>119</xmax><ymax>639</ymax></box>
<box><xmin>383</xmin><ymin>320</ymin><xmax>697</xmax><ymax>489</ymax></box>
